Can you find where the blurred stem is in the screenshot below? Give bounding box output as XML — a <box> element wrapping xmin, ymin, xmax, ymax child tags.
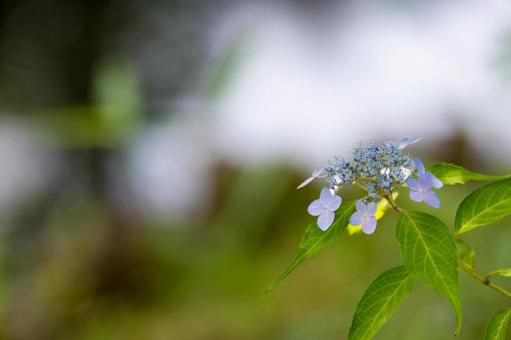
<box><xmin>358</xmin><ymin>176</ymin><xmax>378</xmax><ymax>183</ymax></box>
<box><xmin>353</xmin><ymin>182</ymin><xmax>367</xmax><ymax>191</ymax></box>
<box><xmin>459</xmin><ymin>262</ymin><xmax>511</xmax><ymax>300</ymax></box>
<box><xmin>384</xmin><ymin>194</ymin><xmax>402</xmax><ymax>213</ymax></box>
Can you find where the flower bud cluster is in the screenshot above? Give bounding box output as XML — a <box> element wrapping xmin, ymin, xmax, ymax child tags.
<box><xmin>325</xmin><ymin>142</ymin><xmax>414</xmax><ymax>200</ymax></box>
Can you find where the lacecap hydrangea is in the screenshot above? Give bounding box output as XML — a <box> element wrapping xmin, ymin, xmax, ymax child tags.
<box><xmin>300</xmin><ymin>137</ymin><xmax>443</xmax><ymax>234</ymax></box>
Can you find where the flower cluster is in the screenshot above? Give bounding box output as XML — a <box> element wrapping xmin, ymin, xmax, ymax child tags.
<box><xmin>300</xmin><ymin>137</ymin><xmax>443</xmax><ymax>234</ymax></box>
<box><xmin>407</xmin><ymin>158</ymin><xmax>443</xmax><ymax>208</ymax></box>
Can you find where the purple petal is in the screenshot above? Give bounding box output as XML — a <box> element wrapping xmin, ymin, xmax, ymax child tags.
<box><xmin>325</xmin><ymin>194</ymin><xmax>342</xmax><ymax>211</ymax></box>
<box><xmin>407</xmin><ymin>177</ymin><xmax>420</xmax><ymax>190</ymax></box>
<box><xmin>386</xmin><ymin>137</ymin><xmax>422</xmax><ymax>149</ymax></box>
<box><xmin>398</xmin><ymin>137</ymin><xmax>422</xmax><ymax>149</ymax></box>
<box><xmin>423</xmin><ymin>191</ymin><xmax>440</xmax><ymax>208</ymax></box>
<box><xmin>307</xmin><ymin>200</ymin><xmax>324</xmax><ymax>216</ymax></box>
<box><xmin>319</xmin><ymin>187</ymin><xmax>332</xmax><ymax>201</ymax></box>
<box><xmin>362</xmin><ymin>218</ymin><xmax>377</xmax><ymax>234</ymax></box>
<box><xmin>426</xmin><ymin>172</ymin><xmax>443</xmax><ymax>189</ymax></box>
<box><xmin>409</xmin><ymin>190</ymin><xmax>424</xmax><ymax>202</ymax></box>
<box><xmin>414</xmin><ymin>158</ymin><xmax>426</xmax><ymax>175</ymax></box>
<box><xmin>355</xmin><ymin>200</ymin><xmax>367</xmax><ymax>213</ymax></box>
<box><xmin>297</xmin><ymin>176</ymin><xmax>314</xmax><ymax>189</ymax></box>
<box><xmin>418</xmin><ymin>175</ymin><xmax>433</xmax><ymax>190</ymax></box>
<box><xmin>349</xmin><ymin>212</ymin><xmax>363</xmax><ymax>226</ymax></box>
<box><xmin>317</xmin><ymin>211</ymin><xmax>335</xmax><ymax>231</ymax></box>
<box><xmin>366</xmin><ymin>202</ymin><xmax>377</xmax><ymax>216</ymax></box>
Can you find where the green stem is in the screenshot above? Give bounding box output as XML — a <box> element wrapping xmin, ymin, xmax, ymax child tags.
<box><xmin>459</xmin><ymin>262</ymin><xmax>511</xmax><ymax>300</ymax></box>
<box><xmin>384</xmin><ymin>195</ymin><xmax>402</xmax><ymax>213</ymax></box>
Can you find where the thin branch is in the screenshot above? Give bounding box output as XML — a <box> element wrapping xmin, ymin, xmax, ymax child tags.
<box><xmin>384</xmin><ymin>194</ymin><xmax>402</xmax><ymax>213</ymax></box>
<box><xmin>459</xmin><ymin>262</ymin><xmax>511</xmax><ymax>300</ymax></box>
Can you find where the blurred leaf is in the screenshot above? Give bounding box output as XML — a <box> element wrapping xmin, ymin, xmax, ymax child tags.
<box><xmin>396</xmin><ymin>211</ymin><xmax>462</xmax><ymax>334</ymax></box>
<box><xmin>486</xmin><ymin>268</ymin><xmax>511</xmax><ymax>280</ymax></box>
<box><xmin>428</xmin><ymin>163</ymin><xmax>509</xmax><ymax>185</ymax></box>
<box><xmin>215</xmin><ymin>165</ymin><xmax>293</xmax><ymax>242</ymax></box>
<box><xmin>348</xmin><ymin>266</ymin><xmax>414</xmax><ymax>340</ymax></box>
<box><xmin>456</xmin><ymin>239</ymin><xmax>476</xmax><ymax>272</ymax></box>
<box><xmin>205</xmin><ymin>32</ymin><xmax>245</xmax><ymax>99</ymax></box>
<box><xmin>455</xmin><ymin>178</ymin><xmax>511</xmax><ymax>234</ymax></box>
<box><xmin>268</xmin><ymin>201</ymin><xmax>355</xmax><ymax>290</ymax></box>
<box><xmin>485</xmin><ymin>308</ymin><xmax>511</xmax><ymax>340</ymax></box>
<box><xmin>38</xmin><ymin>57</ymin><xmax>140</xmax><ymax>147</ymax></box>
<box><xmin>94</xmin><ymin>56</ymin><xmax>141</xmax><ymax>117</ymax></box>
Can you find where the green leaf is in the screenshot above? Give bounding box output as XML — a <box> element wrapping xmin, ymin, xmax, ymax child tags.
<box><xmin>485</xmin><ymin>308</ymin><xmax>511</xmax><ymax>340</ymax></box>
<box><xmin>456</xmin><ymin>239</ymin><xmax>476</xmax><ymax>271</ymax></box>
<box><xmin>455</xmin><ymin>178</ymin><xmax>511</xmax><ymax>234</ymax></box>
<box><xmin>428</xmin><ymin>163</ymin><xmax>508</xmax><ymax>185</ymax></box>
<box><xmin>349</xmin><ymin>266</ymin><xmax>415</xmax><ymax>340</ymax></box>
<box><xmin>268</xmin><ymin>201</ymin><xmax>355</xmax><ymax>290</ymax></box>
<box><xmin>396</xmin><ymin>211</ymin><xmax>462</xmax><ymax>334</ymax></box>
<box><xmin>487</xmin><ymin>268</ymin><xmax>511</xmax><ymax>280</ymax></box>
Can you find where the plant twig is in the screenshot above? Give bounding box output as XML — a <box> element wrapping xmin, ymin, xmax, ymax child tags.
<box><xmin>459</xmin><ymin>262</ymin><xmax>511</xmax><ymax>300</ymax></box>
<box><xmin>384</xmin><ymin>194</ymin><xmax>402</xmax><ymax>213</ymax></box>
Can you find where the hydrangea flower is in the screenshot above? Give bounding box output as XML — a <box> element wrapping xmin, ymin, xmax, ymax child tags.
<box><xmin>307</xmin><ymin>187</ymin><xmax>342</xmax><ymax>231</ymax></box>
<box><xmin>414</xmin><ymin>158</ymin><xmax>443</xmax><ymax>189</ymax></box>
<box><xmin>407</xmin><ymin>176</ymin><xmax>440</xmax><ymax>208</ymax></box>
<box><xmin>349</xmin><ymin>200</ymin><xmax>378</xmax><ymax>234</ymax></box>
<box><xmin>347</xmin><ymin>196</ymin><xmax>393</xmax><ymax>235</ymax></box>
<box><xmin>407</xmin><ymin>158</ymin><xmax>443</xmax><ymax>208</ymax></box>
<box><xmin>351</xmin><ymin>142</ymin><xmax>414</xmax><ymax>197</ymax></box>
<box><xmin>299</xmin><ymin>138</ymin><xmax>443</xmax><ymax>233</ymax></box>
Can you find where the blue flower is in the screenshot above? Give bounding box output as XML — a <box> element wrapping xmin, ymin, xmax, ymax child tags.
<box><xmin>413</xmin><ymin>158</ymin><xmax>443</xmax><ymax>189</ymax></box>
<box><xmin>349</xmin><ymin>200</ymin><xmax>378</xmax><ymax>234</ymax></box>
<box><xmin>407</xmin><ymin>176</ymin><xmax>440</xmax><ymax>208</ymax></box>
<box><xmin>307</xmin><ymin>187</ymin><xmax>342</xmax><ymax>231</ymax></box>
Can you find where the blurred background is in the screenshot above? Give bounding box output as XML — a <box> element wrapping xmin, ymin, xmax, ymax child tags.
<box><xmin>0</xmin><ymin>0</ymin><xmax>511</xmax><ymax>339</ymax></box>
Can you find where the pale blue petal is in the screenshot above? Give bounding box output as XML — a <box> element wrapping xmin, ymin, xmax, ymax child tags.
<box><xmin>407</xmin><ymin>177</ymin><xmax>420</xmax><ymax>190</ymax></box>
<box><xmin>307</xmin><ymin>200</ymin><xmax>324</xmax><ymax>216</ymax></box>
<box><xmin>362</xmin><ymin>218</ymin><xmax>377</xmax><ymax>234</ymax></box>
<box><xmin>325</xmin><ymin>194</ymin><xmax>342</xmax><ymax>211</ymax></box>
<box><xmin>320</xmin><ymin>187</ymin><xmax>332</xmax><ymax>201</ymax></box>
<box><xmin>396</xmin><ymin>137</ymin><xmax>412</xmax><ymax>148</ymax></box>
<box><xmin>427</xmin><ymin>172</ymin><xmax>443</xmax><ymax>189</ymax></box>
<box><xmin>355</xmin><ymin>200</ymin><xmax>367</xmax><ymax>213</ymax></box>
<box><xmin>366</xmin><ymin>202</ymin><xmax>377</xmax><ymax>216</ymax></box>
<box><xmin>409</xmin><ymin>190</ymin><xmax>424</xmax><ymax>202</ymax></box>
<box><xmin>397</xmin><ymin>137</ymin><xmax>422</xmax><ymax>149</ymax></box>
<box><xmin>317</xmin><ymin>211</ymin><xmax>335</xmax><ymax>231</ymax></box>
<box><xmin>418</xmin><ymin>175</ymin><xmax>433</xmax><ymax>190</ymax></box>
<box><xmin>414</xmin><ymin>157</ymin><xmax>425</xmax><ymax>175</ymax></box>
<box><xmin>297</xmin><ymin>176</ymin><xmax>314</xmax><ymax>189</ymax></box>
<box><xmin>312</xmin><ymin>167</ymin><xmax>326</xmax><ymax>178</ymax></box>
<box><xmin>423</xmin><ymin>191</ymin><xmax>440</xmax><ymax>208</ymax></box>
<box><xmin>350</xmin><ymin>212</ymin><xmax>363</xmax><ymax>226</ymax></box>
